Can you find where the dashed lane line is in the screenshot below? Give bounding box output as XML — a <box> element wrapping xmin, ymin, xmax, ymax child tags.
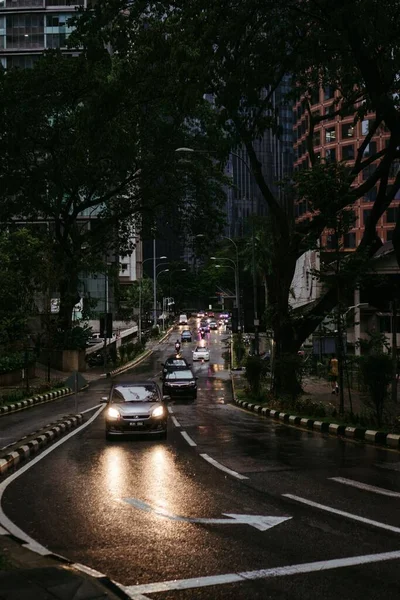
<box><xmin>330</xmin><ymin>476</ymin><xmax>400</xmax><ymax>498</ymax></box>
<box><xmin>124</xmin><ymin>549</ymin><xmax>400</xmax><ymax>598</ymax></box>
<box><xmin>171</xmin><ymin>416</ymin><xmax>181</xmax><ymax>428</ymax></box>
<box><xmin>200</xmin><ymin>453</ymin><xmax>248</xmax><ymax>480</ymax></box>
<box><xmin>283</xmin><ymin>494</ymin><xmax>400</xmax><ymax>535</ymax></box>
<box><xmin>180</xmin><ymin>431</ymin><xmax>197</xmax><ymax>446</ymax></box>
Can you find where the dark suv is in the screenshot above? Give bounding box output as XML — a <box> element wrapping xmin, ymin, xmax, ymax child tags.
<box><xmin>162</xmin><ymin>369</ymin><xmax>197</xmax><ymax>400</ymax></box>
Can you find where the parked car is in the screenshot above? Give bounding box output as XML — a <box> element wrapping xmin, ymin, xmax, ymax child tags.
<box><xmin>103</xmin><ymin>382</ymin><xmax>168</xmax><ymax>440</ymax></box>
<box><xmin>192</xmin><ymin>346</ymin><xmax>210</xmax><ymax>361</ymax></box>
<box><xmin>162</xmin><ymin>369</ymin><xmax>197</xmax><ymax>400</ymax></box>
<box><xmin>161</xmin><ymin>356</ymin><xmax>191</xmax><ymax>376</ymax></box>
<box><xmin>181</xmin><ymin>330</ymin><xmax>192</xmax><ymax>342</ymax></box>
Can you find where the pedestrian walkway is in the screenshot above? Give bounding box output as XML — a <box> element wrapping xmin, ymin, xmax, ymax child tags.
<box><xmin>302</xmin><ymin>376</ymin><xmax>364</xmax><ymax>415</ymax></box>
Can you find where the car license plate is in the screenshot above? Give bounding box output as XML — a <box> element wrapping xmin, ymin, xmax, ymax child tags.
<box><xmin>130</xmin><ymin>422</ymin><xmax>144</xmax><ymax>427</ymax></box>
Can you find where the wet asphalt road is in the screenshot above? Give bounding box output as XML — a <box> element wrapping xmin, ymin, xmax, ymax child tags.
<box><xmin>2</xmin><ymin>322</ymin><xmax>400</xmax><ymax>599</ymax></box>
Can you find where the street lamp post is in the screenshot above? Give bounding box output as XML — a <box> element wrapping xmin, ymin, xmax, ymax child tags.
<box><xmin>211</xmin><ymin>256</ymin><xmax>239</xmax><ymax>323</ymax></box>
<box><xmin>138</xmin><ymin>253</ymin><xmax>167</xmax><ymax>340</ymax></box>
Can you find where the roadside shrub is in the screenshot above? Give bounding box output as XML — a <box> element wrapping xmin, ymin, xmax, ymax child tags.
<box><xmin>151</xmin><ymin>326</ymin><xmax>160</xmax><ymax>338</ymax></box>
<box><xmin>0</xmin><ymin>351</ymin><xmax>35</xmax><ymax>374</ymax></box>
<box><xmin>125</xmin><ymin>342</ymin><xmax>135</xmax><ymax>359</ymax></box>
<box><xmin>360</xmin><ymin>353</ymin><xmax>392</xmax><ymax>427</ymax></box>
<box><xmin>119</xmin><ymin>345</ymin><xmax>127</xmax><ymax>363</ymax></box>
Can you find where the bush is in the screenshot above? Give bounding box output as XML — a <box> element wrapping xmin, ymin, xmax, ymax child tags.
<box><xmin>0</xmin><ymin>351</ymin><xmax>35</xmax><ymax>375</ymax></box>
<box><xmin>151</xmin><ymin>326</ymin><xmax>160</xmax><ymax>338</ymax></box>
<box><xmin>54</xmin><ymin>324</ymin><xmax>92</xmax><ymax>350</ymax></box>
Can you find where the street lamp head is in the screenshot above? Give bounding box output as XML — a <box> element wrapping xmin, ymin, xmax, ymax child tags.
<box><xmin>175</xmin><ymin>147</ymin><xmax>195</xmax><ymax>153</ymax></box>
<box><xmin>210</xmin><ymin>257</ymin><xmax>217</xmax><ymax>260</ymax></box>
<box><xmin>159</xmin><ymin>255</ymin><xmax>167</xmax><ymax>259</ymax></box>
<box><xmin>195</xmin><ymin>234</ymin><xmax>205</xmax><ymax>238</ymax></box>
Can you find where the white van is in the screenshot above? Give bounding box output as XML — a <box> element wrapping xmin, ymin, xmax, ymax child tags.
<box><xmin>179</xmin><ymin>314</ymin><xmax>188</xmax><ymax>325</ymax></box>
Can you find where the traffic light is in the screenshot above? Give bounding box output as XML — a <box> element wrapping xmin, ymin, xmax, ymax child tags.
<box><xmin>100</xmin><ymin>313</ymin><xmax>113</xmax><ymax>338</ymax></box>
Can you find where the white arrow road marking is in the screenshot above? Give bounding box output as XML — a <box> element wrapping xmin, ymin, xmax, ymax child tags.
<box><xmin>123</xmin><ymin>497</ymin><xmax>291</xmax><ymax>531</ymax></box>
<box><xmin>124</xmin><ymin>550</ymin><xmax>400</xmax><ymax>598</ymax></box>
<box><xmin>330</xmin><ymin>476</ymin><xmax>400</xmax><ymax>498</ymax></box>
<box><xmin>200</xmin><ymin>453</ymin><xmax>248</xmax><ymax>479</ymax></box>
<box><xmin>283</xmin><ymin>494</ymin><xmax>400</xmax><ymax>535</ymax></box>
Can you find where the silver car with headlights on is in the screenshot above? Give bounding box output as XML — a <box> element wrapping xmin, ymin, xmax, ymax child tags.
<box><xmin>103</xmin><ymin>382</ymin><xmax>169</xmax><ymax>440</ymax></box>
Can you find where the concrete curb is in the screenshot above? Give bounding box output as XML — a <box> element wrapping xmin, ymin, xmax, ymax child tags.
<box><xmin>0</xmin><ymin>414</ymin><xmax>83</xmax><ymax>477</ymax></box>
<box><xmin>0</xmin><ymin>387</ymin><xmax>72</xmax><ymax>417</ymax></box>
<box><xmin>231</xmin><ymin>393</ymin><xmax>399</xmax><ymax>450</ymax></box>
<box><xmin>0</xmin><ymin>527</ymin><xmax>131</xmax><ymax>600</ymax></box>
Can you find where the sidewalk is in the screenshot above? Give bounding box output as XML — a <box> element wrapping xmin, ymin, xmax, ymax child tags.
<box><xmin>302</xmin><ymin>376</ymin><xmax>364</xmax><ymax>415</ymax></box>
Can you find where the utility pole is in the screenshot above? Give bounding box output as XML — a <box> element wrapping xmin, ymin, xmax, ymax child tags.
<box><xmin>391</xmin><ymin>299</ymin><xmax>398</xmax><ymax>404</ymax></box>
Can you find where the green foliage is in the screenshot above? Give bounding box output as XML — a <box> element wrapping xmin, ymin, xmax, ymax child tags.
<box><xmin>0</xmin><ymin>352</ymin><xmax>35</xmax><ymax>375</ymax></box>
<box><xmin>151</xmin><ymin>326</ymin><xmax>160</xmax><ymax>338</ymax></box>
<box><xmin>54</xmin><ymin>324</ymin><xmax>92</xmax><ymax>350</ymax></box>
<box><xmin>360</xmin><ymin>353</ymin><xmax>392</xmax><ymax>427</ymax></box>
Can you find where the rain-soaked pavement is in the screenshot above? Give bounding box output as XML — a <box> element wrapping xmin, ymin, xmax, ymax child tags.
<box><xmin>2</xmin><ymin>321</ymin><xmax>400</xmax><ymax>599</ymax></box>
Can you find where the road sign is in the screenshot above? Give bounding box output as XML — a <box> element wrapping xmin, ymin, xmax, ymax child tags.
<box><xmin>123</xmin><ymin>498</ymin><xmax>292</xmax><ymax>531</ymax></box>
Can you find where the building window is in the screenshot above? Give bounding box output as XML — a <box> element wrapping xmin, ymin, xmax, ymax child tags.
<box><xmin>326</xmin><ymin>233</ymin><xmax>337</xmax><ymax>249</ymax></box>
<box><xmin>363</xmin><ymin>209</ymin><xmax>372</xmax><ymax>225</ymax></box>
<box><xmin>362</xmin><ymin>163</ymin><xmax>377</xmax><ymax>181</ymax></box>
<box><xmin>342</xmin><ymin>123</ymin><xmax>355</xmax><ymax>138</ymax></box>
<box><xmin>313</xmin><ymin>130</ymin><xmax>321</xmax><ymax>146</ymax></box>
<box><xmin>361</xmin><ymin>119</ymin><xmax>370</xmax><ymax>135</ymax></box>
<box><xmin>387</xmin><ymin>229</ymin><xmax>394</xmax><ymax>241</ymax></box>
<box><xmin>342</xmin><ymin>144</ymin><xmax>355</xmax><ymax>160</ymax></box>
<box><xmin>325</xmin><ymin>148</ymin><xmax>336</xmax><ymax>162</ymax></box>
<box><xmin>364</xmin><ymin>186</ymin><xmax>377</xmax><ymax>202</ymax></box>
<box><xmin>386</xmin><ymin>207</ymin><xmax>400</xmax><ymax>223</ymax></box>
<box><xmin>343</xmin><ymin>232</ymin><xmax>356</xmax><ymax>248</ymax></box>
<box><xmin>325</xmin><ymin>127</ymin><xmax>336</xmax><ymax>143</ymax></box>
<box><xmin>310</xmin><ymin>89</ymin><xmax>319</xmax><ymax>105</ymax></box>
<box><xmin>363</xmin><ymin>141</ymin><xmax>377</xmax><ymax>157</ymax></box>
<box><xmin>324</xmin><ymin>85</ymin><xmax>335</xmax><ymax>100</ymax></box>
<box><xmin>47</xmin><ymin>33</ymin><xmax>68</xmax><ymax>47</ymax></box>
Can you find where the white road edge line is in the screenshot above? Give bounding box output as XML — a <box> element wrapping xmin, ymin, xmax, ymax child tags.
<box><xmin>125</xmin><ymin>550</ymin><xmax>400</xmax><ymax>597</ymax></box>
<box><xmin>200</xmin><ymin>454</ymin><xmax>248</xmax><ymax>480</ymax></box>
<box><xmin>167</xmin><ymin>407</ymin><xmax>174</xmax><ymax>414</ymax></box>
<box><xmin>80</xmin><ymin>403</ymin><xmax>102</xmax><ymax>414</ymax></box>
<box><xmin>0</xmin><ymin>405</ymin><xmax>105</xmax><ymax>550</ymax></box>
<box><xmin>171</xmin><ymin>416</ymin><xmax>181</xmax><ymax>428</ymax></box>
<box><xmin>181</xmin><ymin>431</ymin><xmax>196</xmax><ymax>446</ymax></box>
<box><xmin>330</xmin><ymin>477</ymin><xmax>400</xmax><ymax>498</ymax></box>
<box><xmin>283</xmin><ymin>493</ymin><xmax>400</xmax><ymax>535</ymax></box>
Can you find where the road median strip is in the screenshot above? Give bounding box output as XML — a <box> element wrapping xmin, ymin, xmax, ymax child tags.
<box><xmin>231</xmin><ymin>375</ymin><xmax>399</xmax><ymax>450</ymax></box>
<box><xmin>0</xmin><ymin>414</ymin><xmax>83</xmax><ymax>477</ymax></box>
<box><xmin>0</xmin><ymin>387</ymin><xmax>72</xmax><ymax>417</ymax></box>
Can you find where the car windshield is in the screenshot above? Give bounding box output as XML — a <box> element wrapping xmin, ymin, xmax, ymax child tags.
<box><xmin>195</xmin><ymin>347</ymin><xmax>207</xmax><ymax>352</ymax></box>
<box><xmin>182</xmin><ymin>331</ymin><xmax>191</xmax><ymax>336</ymax></box>
<box><xmin>111</xmin><ymin>385</ymin><xmax>159</xmax><ymax>403</ymax></box>
<box><xmin>166</xmin><ymin>370</ymin><xmax>193</xmax><ymax>380</ymax></box>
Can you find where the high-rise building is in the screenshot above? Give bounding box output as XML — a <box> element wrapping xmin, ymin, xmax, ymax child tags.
<box><xmin>227</xmin><ymin>75</ymin><xmax>294</xmax><ymax>238</ymax></box>
<box><xmin>293</xmin><ymin>85</ymin><xmax>400</xmax><ymax>247</ymax></box>
<box><xmin>0</xmin><ymin>0</ymin><xmax>85</xmax><ymax>70</ymax></box>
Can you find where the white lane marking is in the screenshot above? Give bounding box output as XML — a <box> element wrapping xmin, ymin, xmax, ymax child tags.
<box><xmin>123</xmin><ymin>497</ymin><xmax>291</xmax><ymax>531</ymax></box>
<box><xmin>375</xmin><ymin>462</ymin><xmax>400</xmax><ymax>472</ymax></box>
<box><xmin>200</xmin><ymin>454</ymin><xmax>248</xmax><ymax>480</ymax></box>
<box><xmin>125</xmin><ymin>550</ymin><xmax>400</xmax><ymax>597</ymax></box>
<box><xmin>80</xmin><ymin>403</ymin><xmax>102</xmax><ymax>414</ymax></box>
<box><xmin>171</xmin><ymin>416</ymin><xmax>181</xmax><ymax>428</ymax></box>
<box><xmin>283</xmin><ymin>494</ymin><xmax>400</xmax><ymax>535</ymax></box>
<box><xmin>181</xmin><ymin>431</ymin><xmax>197</xmax><ymax>446</ymax></box>
<box><xmin>330</xmin><ymin>477</ymin><xmax>400</xmax><ymax>498</ymax></box>
<box><xmin>167</xmin><ymin>406</ymin><xmax>174</xmax><ymax>414</ymax></box>
<box><xmin>0</xmin><ymin>405</ymin><xmax>105</xmax><ymax>549</ymax></box>
<box><xmin>74</xmin><ymin>563</ymin><xmax>108</xmax><ymax>578</ymax></box>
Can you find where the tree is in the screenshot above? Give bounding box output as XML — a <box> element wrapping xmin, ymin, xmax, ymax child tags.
<box><xmin>0</xmin><ymin>228</ymin><xmax>50</xmax><ymax>348</ymax></box>
<box><xmin>0</xmin><ymin>49</ymin><xmax>227</xmax><ymax>344</ymax></box>
<box><xmin>38</xmin><ymin>0</ymin><xmax>400</xmax><ymax>391</ymax></box>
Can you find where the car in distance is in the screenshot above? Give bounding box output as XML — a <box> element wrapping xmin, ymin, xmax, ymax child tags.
<box><xmin>179</xmin><ymin>314</ymin><xmax>188</xmax><ymax>325</ymax></box>
<box><xmin>181</xmin><ymin>329</ymin><xmax>192</xmax><ymax>342</ymax></box>
<box><xmin>162</xmin><ymin>369</ymin><xmax>197</xmax><ymax>400</ymax></box>
<box><xmin>209</xmin><ymin>320</ymin><xmax>218</xmax><ymax>330</ymax></box>
<box><xmin>197</xmin><ymin>310</ymin><xmax>205</xmax><ymax>318</ymax></box>
<box><xmin>161</xmin><ymin>356</ymin><xmax>190</xmax><ymax>376</ymax></box>
<box><xmin>103</xmin><ymin>382</ymin><xmax>168</xmax><ymax>440</ymax></box>
<box><xmin>192</xmin><ymin>345</ymin><xmax>210</xmax><ymax>361</ymax></box>
<box><xmin>200</xmin><ymin>320</ymin><xmax>210</xmax><ymax>332</ymax></box>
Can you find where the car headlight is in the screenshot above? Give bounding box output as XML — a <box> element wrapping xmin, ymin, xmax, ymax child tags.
<box><xmin>189</xmin><ymin>381</ymin><xmax>196</xmax><ymax>386</ymax></box>
<box><xmin>107</xmin><ymin>407</ymin><xmax>120</xmax><ymax>419</ymax></box>
<box><xmin>152</xmin><ymin>406</ymin><xmax>165</xmax><ymax>418</ymax></box>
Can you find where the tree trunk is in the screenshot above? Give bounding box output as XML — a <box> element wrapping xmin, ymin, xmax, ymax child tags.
<box><xmin>58</xmin><ymin>272</ymin><xmax>80</xmax><ymax>334</ymax></box>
